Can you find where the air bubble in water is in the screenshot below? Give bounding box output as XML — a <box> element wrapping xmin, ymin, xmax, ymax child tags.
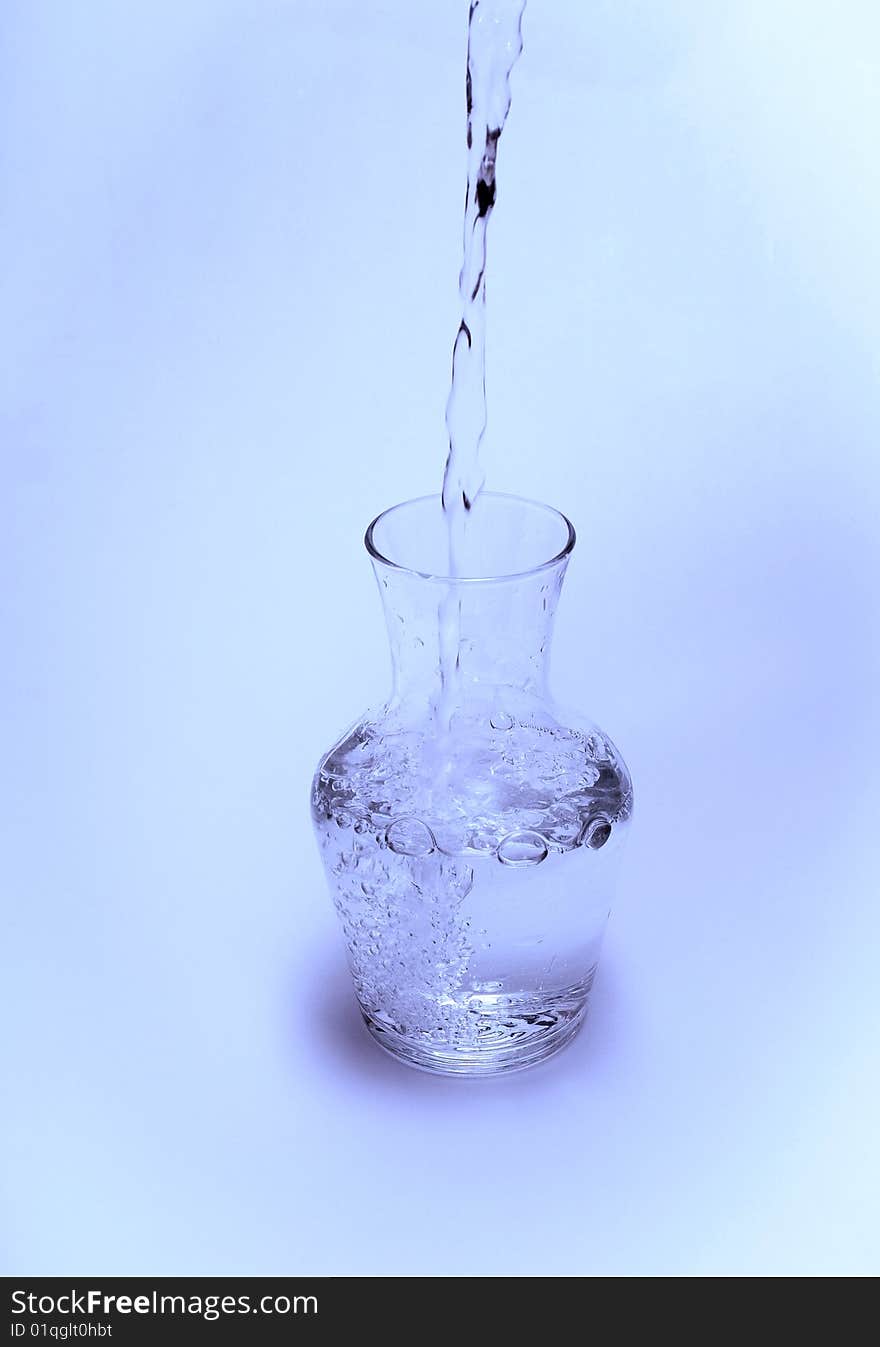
<box><xmin>583</xmin><ymin>819</ymin><xmax>612</xmax><ymax>850</ymax></box>
<box><xmin>497</xmin><ymin>830</ymin><xmax>549</xmax><ymax>867</ymax></box>
<box><xmin>386</xmin><ymin>817</ymin><xmax>436</xmax><ymax>857</ymax></box>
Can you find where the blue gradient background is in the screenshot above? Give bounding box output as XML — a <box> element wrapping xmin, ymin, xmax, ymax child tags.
<box><xmin>2</xmin><ymin>1</ymin><xmax>879</xmax><ymax>1276</ymax></box>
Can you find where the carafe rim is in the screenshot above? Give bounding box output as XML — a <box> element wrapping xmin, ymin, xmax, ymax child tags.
<box><xmin>364</xmin><ymin>491</ymin><xmax>576</xmax><ymax>586</ymax></box>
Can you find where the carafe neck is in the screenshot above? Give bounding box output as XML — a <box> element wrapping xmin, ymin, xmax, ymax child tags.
<box><xmin>374</xmin><ymin>559</ymin><xmax>568</xmax><ymax>714</ymax></box>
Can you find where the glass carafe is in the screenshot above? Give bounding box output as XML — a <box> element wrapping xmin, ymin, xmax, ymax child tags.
<box><xmin>311</xmin><ymin>493</ymin><xmax>633</xmax><ymax>1075</ymax></box>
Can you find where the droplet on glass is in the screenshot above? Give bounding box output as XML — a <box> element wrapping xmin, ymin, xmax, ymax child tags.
<box><xmin>490</xmin><ymin>710</ymin><xmax>514</xmax><ymax>731</ymax></box>
<box><xmin>497</xmin><ymin>830</ymin><xmax>549</xmax><ymax>867</ymax></box>
<box><xmin>385</xmin><ymin>816</ymin><xmax>436</xmax><ymax>857</ymax></box>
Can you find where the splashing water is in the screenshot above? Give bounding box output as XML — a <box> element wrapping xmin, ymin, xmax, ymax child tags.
<box><xmin>437</xmin><ymin>0</ymin><xmax>527</xmax><ymax>723</ymax></box>
<box><xmin>311</xmin><ymin>707</ymin><xmax>632</xmax><ymax>1064</ymax></box>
